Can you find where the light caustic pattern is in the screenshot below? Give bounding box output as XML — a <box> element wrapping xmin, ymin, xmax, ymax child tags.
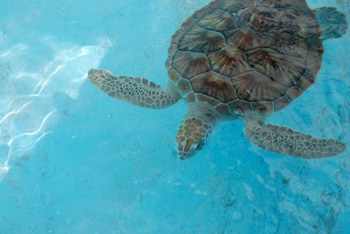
<box><xmin>0</xmin><ymin>37</ymin><xmax>111</xmax><ymax>179</ymax></box>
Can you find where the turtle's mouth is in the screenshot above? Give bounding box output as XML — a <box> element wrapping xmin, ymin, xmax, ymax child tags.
<box><xmin>178</xmin><ymin>151</ymin><xmax>195</xmax><ymax>160</ymax></box>
<box><xmin>176</xmin><ymin>141</ymin><xmax>204</xmax><ymax>160</ymax></box>
<box><xmin>178</xmin><ymin>153</ymin><xmax>191</xmax><ymax>160</ymax></box>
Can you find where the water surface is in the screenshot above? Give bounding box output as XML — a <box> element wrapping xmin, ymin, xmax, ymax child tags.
<box><xmin>0</xmin><ymin>0</ymin><xmax>349</xmax><ymax>233</ymax></box>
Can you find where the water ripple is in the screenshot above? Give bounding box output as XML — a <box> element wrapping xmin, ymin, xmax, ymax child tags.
<box><xmin>0</xmin><ymin>37</ymin><xmax>111</xmax><ymax>179</ymax></box>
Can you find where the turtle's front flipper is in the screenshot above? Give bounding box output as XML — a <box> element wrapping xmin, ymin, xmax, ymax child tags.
<box><xmin>313</xmin><ymin>7</ymin><xmax>348</xmax><ymax>40</ymax></box>
<box><xmin>88</xmin><ymin>69</ymin><xmax>179</xmax><ymax>109</ymax></box>
<box><xmin>244</xmin><ymin>120</ymin><xmax>346</xmax><ymax>158</ymax></box>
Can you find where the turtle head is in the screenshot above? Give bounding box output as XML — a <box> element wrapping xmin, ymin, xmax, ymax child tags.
<box><xmin>175</xmin><ymin>116</ymin><xmax>212</xmax><ymax>160</ymax></box>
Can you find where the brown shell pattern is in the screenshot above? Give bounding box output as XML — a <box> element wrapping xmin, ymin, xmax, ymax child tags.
<box><xmin>166</xmin><ymin>0</ymin><xmax>323</xmax><ymax>116</ymax></box>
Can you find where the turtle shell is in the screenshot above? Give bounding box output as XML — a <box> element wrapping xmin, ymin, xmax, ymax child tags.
<box><xmin>166</xmin><ymin>0</ymin><xmax>323</xmax><ymax>117</ymax></box>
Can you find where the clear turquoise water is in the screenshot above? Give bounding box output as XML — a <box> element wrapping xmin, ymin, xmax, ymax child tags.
<box><xmin>0</xmin><ymin>0</ymin><xmax>349</xmax><ymax>233</ymax></box>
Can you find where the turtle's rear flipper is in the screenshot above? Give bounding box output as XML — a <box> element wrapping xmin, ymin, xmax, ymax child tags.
<box><xmin>244</xmin><ymin>120</ymin><xmax>346</xmax><ymax>158</ymax></box>
<box><xmin>314</xmin><ymin>7</ymin><xmax>348</xmax><ymax>40</ymax></box>
<box><xmin>88</xmin><ymin>69</ymin><xmax>179</xmax><ymax>109</ymax></box>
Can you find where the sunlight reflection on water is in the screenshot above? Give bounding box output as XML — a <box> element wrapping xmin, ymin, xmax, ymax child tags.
<box><xmin>0</xmin><ymin>37</ymin><xmax>112</xmax><ymax>178</ymax></box>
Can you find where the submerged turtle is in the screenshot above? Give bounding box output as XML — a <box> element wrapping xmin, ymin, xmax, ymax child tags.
<box><xmin>88</xmin><ymin>0</ymin><xmax>348</xmax><ymax>159</ymax></box>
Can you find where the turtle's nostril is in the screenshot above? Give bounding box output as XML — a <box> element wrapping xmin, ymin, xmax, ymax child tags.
<box><xmin>178</xmin><ymin>151</ymin><xmax>187</xmax><ymax>160</ymax></box>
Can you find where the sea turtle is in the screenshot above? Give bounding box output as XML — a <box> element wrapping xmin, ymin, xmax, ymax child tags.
<box><xmin>88</xmin><ymin>0</ymin><xmax>348</xmax><ymax>159</ymax></box>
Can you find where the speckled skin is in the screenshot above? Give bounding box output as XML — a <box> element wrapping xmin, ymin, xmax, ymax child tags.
<box><xmin>88</xmin><ymin>0</ymin><xmax>347</xmax><ymax>159</ymax></box>
<box><xmin>88</xmin><ymin>69</ymin><xmax>179</xmax><ymax>108</ymax></box>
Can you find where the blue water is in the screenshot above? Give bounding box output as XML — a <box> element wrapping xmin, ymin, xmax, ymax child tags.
<box><xmin>0</xmin><ymin>0</ymin><xmax>349</xmax><ymax>233</ymax></box>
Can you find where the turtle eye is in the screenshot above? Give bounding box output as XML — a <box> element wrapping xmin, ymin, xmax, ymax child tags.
<box><xmin>193</xmin><ymin>139</ymin><xmax>205</xmax><ymax>151</ymax></box>
<box><xmin>192</xmin><ymin>143</ymin><xmax>200</xmax><ymax>150</ymax></box>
